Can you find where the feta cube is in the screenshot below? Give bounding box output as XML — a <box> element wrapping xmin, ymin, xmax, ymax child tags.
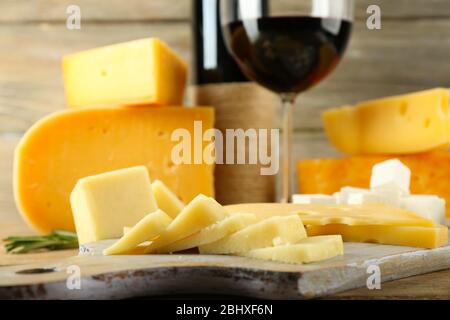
<box><xmin>335</xmin><ymin>187</ymin><xmax>372</xmax><ymax>204</ymax></box>
<box><xmin>400</xmin><ymin>195</ymin><xmax>446</xmax><ymax>225</ymax></box>
<box><xmin>347</xmin><ymin>192</ymin><xmax>381</xmax><ymax>205</ymax></box>
<box><xmin>370</xmin><ymin>159</ymin><xmax>411</xmax><ymax>194</ymax></box>
<box><xmin>292</xmin><ymin>194</ymin><xmax>337</xmax><ymax>205</ymax></box>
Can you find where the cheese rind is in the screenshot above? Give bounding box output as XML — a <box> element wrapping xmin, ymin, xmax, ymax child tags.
<box><xmin>306</xmin><ymin>224</ymin><xmax>448</xmax><ymax>249</ymax></box>
<box><xmin>157</xmin><ymin>213</ymin><xmax>258</xmax><ymax>253</ymax></box>
<box><xmin>14</xmin><ymin>107</ymin><xmax>214</xmax><ymax>233</ymax></box>
<box><xmin>225</xmin><ymin>203</ymin><xmax>435</xmax><ymax>227</ymax></box>
<box><xmin>241</xmin><ymin>236</ymin><xmax>344</xmax><ymax>264</ymax></box>
<box><xmin>152</xmin><ymin>180</ymin><xmax>185</xmax><ymax>218</ymax></box>
<box><xmin>198</xmin><ymin>215</ymin><xmax>307</xmax><ymax>255</ymax></box>
<box><xmin>143</xmin><ymin>195</ymin><xmax>228</xmax><ymax>253</ymax></box>
<box><xmin>70</xmin><ymin>166</ymin><xmax>157</xmax><ymax>245</ymax></box>
<box><xmin>62</xmin><ymin>38</ymin><xmax>187</xmax><ymax>108</ymax></box>
<box><xmin>322</xmin><ymin>88</ymin><xmax>450</xmax><ymax>154</ymax></box>
<box><xmin>297</xmin><ymin>154</ymin><xmax>450</xmax><ymax>217</ymax></box>
<box><xmin>104</xmin><ymin>209</ymin><xmax>172</xmax><ymax>255</ymax></box>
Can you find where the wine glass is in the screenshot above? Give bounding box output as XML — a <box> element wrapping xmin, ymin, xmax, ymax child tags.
<box><xmin>220</xmin><ymin>0</ymin><xmax>354</xmax><ymax>202</ymax></box>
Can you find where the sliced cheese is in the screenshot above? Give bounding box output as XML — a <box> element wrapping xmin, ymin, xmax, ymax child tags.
<box><xmin>104</xmin><ymin>209</ymin><xmax>172</xmax><ymax>255</ymax></box>
<box><xmin>152</xmin><ymin>180</ymin><xmax>184</xmax><ymax>218</ymax></box>
<box><xmin>297</xmin><ymin>154</ymin><xmax>450</xmax><ymax>217</ymax></box>
<box><xmin>143</xmin><ymin>194</ymin><xmax>228</xmax><ymax>253</ymax></box>
<box><xmin>198</xmin><ymin>215</ymin><xmax>306</xmax><ymax>255</ymax></box>
<box><xmin>225</xmin><ymin>203</ymin><xmax>435</xmax><ymax>227</ymax></box>
<box><xmin>322</xmin><ymin>88</ymin><xmax>450</xmax><ymax>154</ymax></box>
<box><xmin>307</xmin><ymin>224</ymin><xmax>449</xmax><ymax>249</ymax></box>
<box><xmin>14</xmin><ymin>107</ymin><xmax>214</xmax><ymax>234</ymax></box>
<box><xmin>157</xmin><ymin>213</ymin><xmax>258</xmax><ymax>253</ymax></box>
<box><xmin>63</xmin><ymin>38</ymin><xmax>187</xmax><ymax>108</ymax></box>
<box><xmin>241</xmin><ymin>235</ymin><xmax>344</xmax><ymax>264</ymax></box>
<box><xmin>70</xmin><ymin>166</ymin><xmax>157</xmax><ymax>245</ymax></box>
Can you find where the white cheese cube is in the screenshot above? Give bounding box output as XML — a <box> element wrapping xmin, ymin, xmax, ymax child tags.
<box><xmin>292</xmin><ymin>194</ymin><xmax>337</xmax><ymax>205</ymax></box>
<box><xmin>335</xmin><ymin>187</ymin><xmax>372</xmax><ymax>204</ymax></box>
<box><xmin>370</xmin><ymin>159</ymin><xmax>411</xmax><ymax>194</ymax></box>
<box><xmin>400</xmin><ymin>195</ymin><xmax>446</xmax><ymax>225</ymax></box>
<box><xmin>371</xmin><ymin>189</ymin><xmax>403</xmax><ymax>207</ymax></box>
<box><xmin>346</xmin><ymin>192</ymin><xmax>381</xmax><ymax>205</ymax></box>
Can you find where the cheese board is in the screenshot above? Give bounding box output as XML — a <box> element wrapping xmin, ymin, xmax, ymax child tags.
<box><xmin>0</xmin><ymin>230</ymin><xmax>449</xmax><ymax>300</ymax></box>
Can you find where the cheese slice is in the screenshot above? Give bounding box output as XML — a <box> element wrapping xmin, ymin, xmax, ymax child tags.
<box><xmin>70</xmin><ymin>166</ymin><xmax>158</xmax><ymax>245</ymax></box>
<box><xmin>322</xmin><ymin>88</ymin><xmax>450</xmax><ymax>154</ymax></box>
<box><xmin>14</xmin><ymin>107</ymin><xmax>214</xmax><ymax>234</ymax></box>
<box><xmin>143</xmin><ymin>194</ymin><xmax>228</xmax><ymax>253</ymax></box>
<box><xmin>298</xmin><ymin>154</ymin><xmax>450</xmax><ymax>217</ymax></box>
<box><xmin>62</xmin><ymin>38</ymin><xmax>187</xmax><ymax>108</ymax></box>
<box><xmin>307</xmin><ymin>224</ymin><xmax>448</xmax><ymax>249</ymax></box>
<box><xmin>104</xmin><ymin>209</ymin><xmax>172</xmax><ymax>255</ymax></box>
<box><xmin>240</xmin><ymin>235</ymin><xmax>344</xmax><ymax>264</ymax></box>
<box><xmin>198</xmin><ymin>215</ymin><xmax>306</xmax><ymax>255</ymax></box>
<box><xmin>157</xmin><ymin>213</ymin><xmax>258</xmax><ymax>253</ymax></box>
<box><xmin>152</xmin><ymin>180</ymin><xmax>185</xmax><ymax>218</ymax></box>
<box><xmin>225</xmin><ymin>203</ymin><xmax>435</xmax><ymax>227</ymax></box>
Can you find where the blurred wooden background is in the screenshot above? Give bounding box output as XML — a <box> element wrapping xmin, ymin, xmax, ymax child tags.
<box><xmin>1</xmin><ymin>0</ymin><xmax>450</xmax><ymax>227</ymax></box>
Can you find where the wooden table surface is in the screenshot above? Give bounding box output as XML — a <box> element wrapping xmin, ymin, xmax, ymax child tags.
<box><xmin>1</xmin><ymin>0</ymin><xmax>450</xmax><ymax>299</ymax></box>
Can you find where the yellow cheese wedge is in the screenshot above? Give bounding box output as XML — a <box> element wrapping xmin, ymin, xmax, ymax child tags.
<box><xmin>240</xmin><ymin>235</ymin><xmax>344</xmax><ymax>264</ymax></box>
<box><xmin>14</xmin><ymin>107</ymin><xmax>214</xmax><ymax>234</ymax></box>
<box><xmin>157</xmin><ymin>213</ymin><xmax>258</xmax><ymax>253</ymax></box>
<box><xmin>104</xmin><ymin>209</ymin><xmax>172</xmax><ymax>255</ymax></box>
<box><xmin>322</xmin><ymin>88</ymin><xmax>450</xmax><ymax>154</ymax></box>
<box><xmin>198</xmin><ymin>215</ymin><xmax>307</xmax><ymax>255</ymax></box>
<box><xmin>307</xmin><ymin>224</ymin><xmax>449</xmax><ymax>249</ymax></box>
<box><xmin>152</xmin><ymin>180</ymin><xmax>184</xmax><ymax>218</ymax></box>
<box><xmin>70</xmin><ymin>166</ymin><xmax>157</xmax><ymax>245</ymax></box>
<box><xmin>143</xmin><ymin>195</ymin><xmax>228</xmax><ymax>253</ymax></box>
<box><xmin>225</xmin><ymin>203</ymin><xmax>435</xmax><ymax>227</ymax></box>
<box><xmin>62</xmin><ymin>38</ymin><xmax>187</xmax><ymax>108</ymax></box>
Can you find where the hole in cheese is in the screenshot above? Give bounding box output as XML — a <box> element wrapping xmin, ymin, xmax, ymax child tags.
<box><xmin>424</xmin><ymin>118</ymin><xmax>431</xmax><ymax>128</ymax></box>
<box><xmin>399</xmin><ymin>102</ymin><xmax>408</xmax><ymax>116</ymax></box>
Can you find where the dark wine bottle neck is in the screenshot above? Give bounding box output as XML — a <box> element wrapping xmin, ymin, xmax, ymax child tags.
<box><xmin>192</xmin><ymin>0</ymin><xmax>249</xmax><ymax>85</ymax></box>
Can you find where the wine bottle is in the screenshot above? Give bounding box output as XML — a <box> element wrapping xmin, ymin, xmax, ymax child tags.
<box><xmin>190</xmin><ymin>0</ymin><xmax>276</xmax><ymax>205</ymax></box>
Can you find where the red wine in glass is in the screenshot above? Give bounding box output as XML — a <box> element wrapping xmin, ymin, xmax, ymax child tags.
<box><xmin>223</xmin><ymin>16</ymin><xmax>352</xmax><ymax>94</ymax></box>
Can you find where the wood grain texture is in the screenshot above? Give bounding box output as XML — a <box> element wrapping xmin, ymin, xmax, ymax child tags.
<box><xmin>2</xmin><ymin>0</ymin><xmax>450</xmax><ymax>22</ymax></box>
<box><xmin>1</xmin><ymin>236</ymin><xmax>449</xmax><ymax>299</ymax></box>
<box><xmin>2</xmin><ymin>18</ymin><xmax>450</xmax><ymax>132</ymax></box>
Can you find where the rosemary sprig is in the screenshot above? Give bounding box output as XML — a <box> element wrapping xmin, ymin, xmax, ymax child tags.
<box><xmin>3</xmin><ymin>230</ymin><xmax>78</xmax><ymax>254</ymax></box>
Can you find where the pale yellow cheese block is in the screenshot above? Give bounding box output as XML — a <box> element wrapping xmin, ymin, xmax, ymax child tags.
<box><xmin>240</xmin><ymin>235</ymin><xmax>344</xmax><ymax>264</ymax></box>
<box><xmin>70</xmin><ymin>166</ymin><xmax>158</xmax><ymax>245</ymax></box>
<box><xmin>225</xmin><ymin>203</ymin><xmax>434</xmax><ymax>227</ymax></box>
<box><xmin>63</xmin><ymin>38</ymin><xmax>187</xmax><ymax>108</ymax></box>
<box><xmin>157</xmin><ymin>213</ymin><xmax>258</xmax><ymax>253</ymax></box>
<box><xmin>143</xmin><ymin>195</ymin><xmax>228</xmax><ymax>253</ymax></box>
<box><xmin>307</xmin><ymin>224</ymin><xmax>449</xmax><ymax>249</ymax></box>
<box><xmin>198</xmin><ymin>215</ymin><xmax>307</xmax><ymax>255</ymax></box>
<box><xmin>152</xmin><ymin>180</ymin><xmax>185</xmax><ymax>218</ymax></box>
<box><xmin>322</xmin><ymin>88</ymin><xmax>450</xmax><ymax>154</ymax></box>
<box><xmin>104</xmin><ymin>210</ymin><xmax>173</xmax><ymax>255</ymax></box>
<box><xmin>14</xmin><ymin>107</ymin><xmax>214</xmax><ymax>234</ymax></box>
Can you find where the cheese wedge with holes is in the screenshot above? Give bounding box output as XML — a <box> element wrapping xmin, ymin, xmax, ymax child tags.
<box><xmin>240</xmin><ymin>235</ymin><xmax>344</xmax><ymax>264</ymax></box>
<box><xmin>143</xmin><ymin>195</ymin><xmax>228</xmax><ymax>253</ymax></box>
<box><xmin>322</xmin><ymin>88</ymin><xmax>450</xmax><ymax>154</ymax></box>
<box><xmin>152</xmin><ymin>180</ymin><xmax>185</xmax><ymax>218</ymax></box>
<box><xmin>14</xmin><ymin>107</ymin><xmax>214</xmax><ymax>234</ymax></box>
<box><xmin>225</xmin><ymin>203</ymin><xmax>435</xmax><ymax>227</ymax></box>
<box><xmin>198</xmin><ymin>215</ymin><xmax>306</xmax><ymax>255</ymax></box>
<box><xmin>104</xmin><ymin>209</ymin><xmax>172</xmax><ymax>255</ymax></box>
<box><xmin>62</xmin><ymin>38</ymin><xmax>187</xmax><ymax>108</ymax></box>
<box><xmin>157</xmin><ymin>213</ymin><xmax>258</xmax><ymax>253</ymax></box>
<box><xmin>70</xmin><ymin>166</ymin><xmax>157</xmax><ymax>245</ymax></box>
<box><xmin>307</xmin><ymin>224</ymin><xmax>448</xmax><ymax>249</ymax></box>
<box><xmin>297</xmin><ymin>154</ymin><xmax>450</xmax><ymax>217</ymax></box>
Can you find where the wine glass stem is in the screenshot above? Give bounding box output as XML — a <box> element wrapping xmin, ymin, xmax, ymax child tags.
<box><xmin>278</xmin><ymin>93</ymin><xmax>296</xmax><ymax>203</ymax></box>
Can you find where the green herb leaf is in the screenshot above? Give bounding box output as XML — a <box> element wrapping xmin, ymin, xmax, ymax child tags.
<box><xmin>3</xmin><ymin>230</ymin><xmax>78</xmax><ymax>254</ymax></box>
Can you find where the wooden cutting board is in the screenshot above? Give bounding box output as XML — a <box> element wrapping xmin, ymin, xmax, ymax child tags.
<box><xmin>0</xmin><ymin>231</ymin><xmax>449</xmax><ymax>300</ymax></box>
